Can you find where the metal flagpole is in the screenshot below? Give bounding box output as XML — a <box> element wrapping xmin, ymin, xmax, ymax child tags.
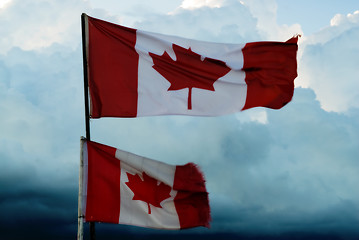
<box><xmin>80</xmin><ymin>13</ymin><xmax>96</xmax><ymax>240</ymax></box>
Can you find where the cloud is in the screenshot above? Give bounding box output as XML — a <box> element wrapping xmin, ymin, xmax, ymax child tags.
<box><xmin>0</xmin><ymin>0</ymin><xmax>11</xmax><ymax>8</ymax></box>
<box><xmin>330</xmin><ymin>10</ymin><xmax>359</xmax><ymax>27</ymax></box>
<box><xmin>180</xmin><ymin>0</ymin><xmax>224</xmax><ymax>10</ymax></box>
<box><xmin>0</xmin><ymin>0</ymin><xmax>82</xmax><ymax>53</ymax></box>
<box><xmin>0</xmin><ymin>46</ymin><xmax>82</xmax><ymax>240</ymax></box>
<box><xmin>0</xmin><ymin>0</ymin><xmax>118</xmax><ymax>54</ymax></box>
<box><xmin>207</xmin><ymin>88</ymin><xmax>359</xmax><ymax>235</ymax></box>
<box><xmin>0</xmin><ymin>169</ymin><xmax>77</xmax><ymax>240</ymax></box>
<box><xmin>241</xmin><ymin>0</ymin><xmax>302</xmax><ymax>40</ymax></box>
<box><xmin>136</xmin><ymin>0</ymin><xmax>260</xmax><ymax>43</ymax></box>
<box><xmin>0</xmin><ymin>0</ymin><xmax>358</xmax><ymax>239</ymax></box>
<box><xmin>298</xmin><ymin>10</ymin><xmax>359</xmax><ymax>112</ymax></box>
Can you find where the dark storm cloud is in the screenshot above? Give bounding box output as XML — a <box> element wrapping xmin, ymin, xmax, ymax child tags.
<box><xmin>0</xmin><ymin>159</ymin><xmax>78</xmax><ymax>240</ymax></box>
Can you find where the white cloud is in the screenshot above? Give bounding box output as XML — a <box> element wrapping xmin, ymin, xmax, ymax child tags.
<box><xmin>241</xmin><ymin>0</ymin><xmax>302</xmax><ymax>40</ymax></box>
<box><xmin>0</xmin><ymin>0</ymin><xmax>11</xmax><ymax>8</ymax></box>
<box><xmin>0</xmin><ymin>0</ymin><xmax>117</xmax><ymax>54</ymax></box>
<box><xmin>180</xmin><ymin>0</ymin><xmax>224</xmax><ymax>10</ymax></box>
<box><xmin>331</xmin><ymin>10</ymin><xmax>359</xmax><ymax>26</ymax></box>
<box><xmin>160</xmin><ymin>0</ymin><xmax>302</xmax><ymax>42</ymax></box>
<box><xmin>0</xmin><ymin>44</ymin><xmax>84</xmax><ymax>184</ymax></box>
<box><xmin>0</xmin><ymin>0</ymin><xmax>89</xmax><ymax>53</ymax></box>
<box><xmin>136</xmin><ymin>0</ymin><xmax>260</xmax><ymax>43</ymax></box>
<box><xmin>299</xmin><ymin>10</ymin><xmax>359</xmax><ymax>112</ymax></box>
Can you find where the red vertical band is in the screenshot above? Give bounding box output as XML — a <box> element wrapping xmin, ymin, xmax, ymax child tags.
<box><xmin>173</xmin><ymin>163</ymin><xmax>210</xmax><ymax>229</ymax></box>
<box><xmin>87</xmin><ymin>16</ymin><xmax>139</xmax><ymax>118</ymax></box>
<box><xmin>86</xmin><ymin>140</ymin><xmax>121</xmax><ymax>223</ymax></box>
<box><xmin>242</xmin><ymin>37</ymin><xmax>298</xmax><ymax>110</ymax></box>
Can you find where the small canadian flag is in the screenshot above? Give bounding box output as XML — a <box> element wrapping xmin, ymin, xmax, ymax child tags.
<box><xmin>80</xmin><ymin>139</ymin><xmax>210</xmax><ymax>229</ymax></box>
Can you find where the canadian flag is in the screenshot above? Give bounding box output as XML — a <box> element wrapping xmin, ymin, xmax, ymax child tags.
<box><xmin>84</xmin><ymin>14</ymin><xmax>298</xmax><ymax>118</ymax></box>
<box><xmin>80</xmin><ymin>139</ymin><xmax>210</xmax><ymax>229</ymax></box>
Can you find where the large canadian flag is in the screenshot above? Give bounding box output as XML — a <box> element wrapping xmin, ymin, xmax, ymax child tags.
<box><xmin>80</xmin><ymin>139</ymin><xmax>210</xmax><ymax>229</ymax></box>
<box><xmin>84</xmin><ymin>14</ymin><xmax>298</xmax><ymax>118</ymax></box>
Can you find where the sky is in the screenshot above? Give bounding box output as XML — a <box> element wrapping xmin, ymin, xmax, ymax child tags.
<box><xmin>0</xmin><ymin>0</ymin><xmax>358</xmax><ymax>239</ymax></box>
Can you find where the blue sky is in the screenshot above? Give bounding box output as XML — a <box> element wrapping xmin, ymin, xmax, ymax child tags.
<box><xmin>0</xmin><ymin>0</ymin><xmax>358</xmax><ymax>239</ymax></box>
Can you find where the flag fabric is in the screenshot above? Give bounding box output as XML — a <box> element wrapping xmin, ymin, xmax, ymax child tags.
<box><xmin>84</xmin><ymin>14</ymin><xmax>298</xmax><ymax>118</ymax></box>
<box><xmin>80</xmin><ymin>139</ymin><xmax>210</xmax><ymax>229</ymax></box>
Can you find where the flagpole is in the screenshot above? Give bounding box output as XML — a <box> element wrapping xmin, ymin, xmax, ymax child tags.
<box><xmin>80</xmin><ymin>13</ymin><xmax>96</xmax><ymax>240</ymax></box>
<box><xmin>81</xmin><ymin>14</ymin><xmax>91</xmax><ymax>140</ymax></box>
<box><xmin>77</xmin><ymin>138</ymin><xmax>85</xmax><ymax>240</ymax></box>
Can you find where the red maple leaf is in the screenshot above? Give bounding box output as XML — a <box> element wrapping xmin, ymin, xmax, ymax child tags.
<box><xmin>149</xmin><ymin>44</ymin><xmax>231</xmax><ymax>110</ymax></box>
<box><xmin>125</xmin><ymin>172</ymin><xmax>172</xmax><ymax>214</ymax></box>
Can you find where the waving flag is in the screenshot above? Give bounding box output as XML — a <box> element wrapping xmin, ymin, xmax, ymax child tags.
<box><xmin>83</xmin><ymin>14</ymin><xmax>298</xmax><ymax>118</ymax></box>
<box><xmin>80</xmin><ymin>139</ymin><xmax>210</xmax><ymax>229</ymax></box>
